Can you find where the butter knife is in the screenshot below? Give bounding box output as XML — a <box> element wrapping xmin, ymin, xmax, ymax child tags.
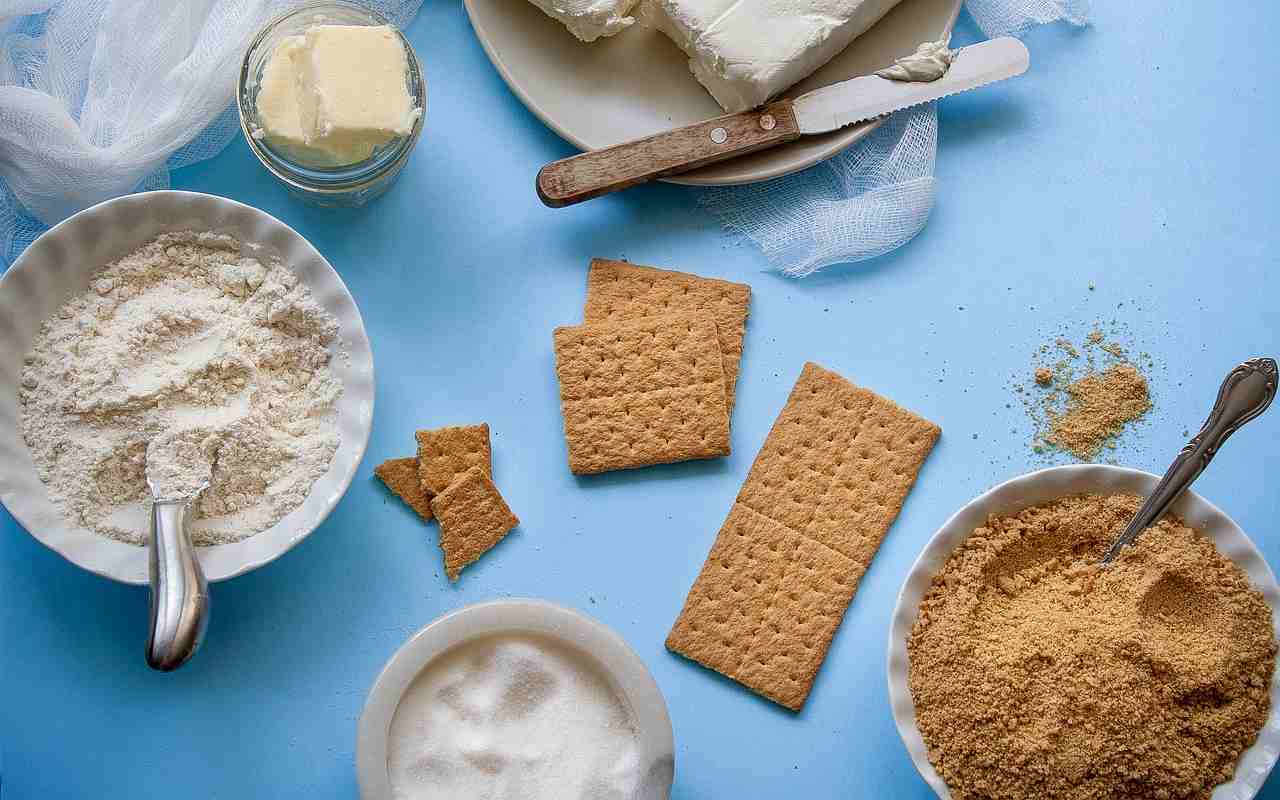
<box><xmin>536</xmin><ymin>36</ymin><xmax>1030</xmax><ymax>208</ymax></box>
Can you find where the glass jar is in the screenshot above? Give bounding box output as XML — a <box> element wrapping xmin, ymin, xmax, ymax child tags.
<box><xmin>236</xmin><ymin>2</ymin><xmax>425</xmax><ymax>207</ymax></box>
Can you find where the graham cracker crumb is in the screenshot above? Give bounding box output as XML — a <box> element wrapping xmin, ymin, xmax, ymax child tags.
<box><xmin>908</xmin><ymin>493</ymin><xmax>1275</xmax><ymax>800</ymax></box>
<box><xmin>1047</xmin><ymin>364</ymin><xmax>1150</xmax><ymax>458</ymax></box>
<box><xmin>1020</xmin><ymin>329</ymin><xmax>1156</xmax><ymax>461</ymax></box>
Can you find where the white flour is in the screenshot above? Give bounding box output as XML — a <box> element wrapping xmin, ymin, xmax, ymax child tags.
<box><xmin>19</xmin><ymin>231</ymin><xmax>343</xmax><ymax>546</ymax></box>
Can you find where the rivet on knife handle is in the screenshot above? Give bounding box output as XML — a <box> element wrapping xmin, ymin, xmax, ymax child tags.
<box><xmin>536</xmin><ymin>101</ymin><xmax>800</xmax><ymax>208</ymax></box>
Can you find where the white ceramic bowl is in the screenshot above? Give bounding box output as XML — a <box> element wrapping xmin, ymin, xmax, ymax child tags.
<box><xmin>888</xmin><ymin>465</ymin><xmax>1280</xmax><ymax>800</ymax></box>
<box><xmin>357</xmin><ymin>599</ymin><xmax>675</xmax><ymax>799</ymax></box>
<box><xmin>0</xmin><ymin>191</ymin><xmax>374</xmax><ymax>585</ymax></box>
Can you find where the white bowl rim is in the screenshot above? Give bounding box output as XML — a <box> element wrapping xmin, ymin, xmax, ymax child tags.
<box><xmin>356</xmin><ymin>598</ymin><xmax>676</xmax><ymax>799</ymax></box>
<box><xmin>886</xmin><ymin>464</ymin><xmax>1280</xmax><ymax>800</ymax></box>
<box><xmin>0</xmin><ymin>190</ymin><xmax>375</xmax><ymax>585</ymax></box>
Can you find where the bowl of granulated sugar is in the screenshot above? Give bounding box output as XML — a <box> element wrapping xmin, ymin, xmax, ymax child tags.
<box><xmin>356</xmin><ymin>599</ymin><xmax>675</xmax><ymax>800</ymax></box>
<box><xmin>888</xmin><ymin>465</ymin><xmax>1280</xmax><ymax>800</ymax></box>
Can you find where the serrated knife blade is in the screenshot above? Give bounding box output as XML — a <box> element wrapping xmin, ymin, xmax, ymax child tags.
<box><xmin>537</xmin><ymin>37</ymin><xmax>1031</xmax><ymax>208</ymax></box>
<box><xmin>793</xmin><ymin>37</ymin><xmax>1030</xmax><ymax>134</ymax></box>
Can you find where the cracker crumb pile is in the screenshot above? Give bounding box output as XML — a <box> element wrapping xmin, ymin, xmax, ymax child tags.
<box><xmin>1022</xmin><ymin>329</ymin><xmax>1155</xmax><ymax>459</ymax></box>
<box><xmin>908</xmin><ymin>494</ymin><xmax>1275</xmax><ymax>800</ymax></box>
<box><xmin>1047</xmin><ymin>364</ymin><xmax>1151</xmax><ymax>458</ymax></box>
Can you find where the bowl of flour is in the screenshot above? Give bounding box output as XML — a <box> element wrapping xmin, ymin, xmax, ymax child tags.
<box><xmin>0</xmin><ymin>191</ymin><xmax>374</xmax><ymax>584</ymax></box>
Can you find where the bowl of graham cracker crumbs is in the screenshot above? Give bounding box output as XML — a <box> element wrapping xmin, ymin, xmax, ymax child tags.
<box><xmin>888</xmin><ymin>465</ymin><xmax>1280</xmax><ymax>800</ymax></box>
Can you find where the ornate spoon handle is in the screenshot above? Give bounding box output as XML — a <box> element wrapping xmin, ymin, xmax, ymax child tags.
<box><xmin>1102</xmin><ymin>357</ymin><xmax>1278</xmax><ymax>563</ymax></box>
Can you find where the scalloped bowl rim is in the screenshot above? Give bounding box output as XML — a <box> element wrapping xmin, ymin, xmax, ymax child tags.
<box><xmin>0</xmin><ymin>190</ymin><xmax>374</xmax><ymax>585</ymax></box>
<box><xmin>887</xmin><ymin>464</ymin><xmax>1280</xmax><ymax>800</ymax></box>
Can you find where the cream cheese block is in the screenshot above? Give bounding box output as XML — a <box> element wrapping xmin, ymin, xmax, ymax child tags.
<box><xmin>254</xmin><ymin>25</ymin><xmax>420</xmax><ymax>165</ymax></box>
<box><xmin>648</xmin><ymin>0</ymin><xmax>907</xmax><ymax>112</ymax></box>
<box><xmin>527</xmin><ymin>0</ymin><xmax>639</xmax><ymax>42</ymax></box>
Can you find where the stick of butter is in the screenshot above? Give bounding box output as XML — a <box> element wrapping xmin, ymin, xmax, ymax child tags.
<box><xmin>255</xmin><ymin>25</ymin><xmax>420</xmax><ymax>166</ymax></box>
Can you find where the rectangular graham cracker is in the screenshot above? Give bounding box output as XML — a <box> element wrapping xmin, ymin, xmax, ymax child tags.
<box><xmin>429</xmin><ymin>466</ymin><xmax>520</xmax><ymax>581</ymax></box>
<box><xmin>666</xmin><ymin>362</ymin><xmax>941</xmax><ymax>710</ymax></box>
<box><xmin>415</xmin><ymin>424</ymin><xmax>492</xmax><ymax>495</ymax></box>
<box><xmin>374</xmin><ymin>457</ymin><xmax>433</xmax><ymax>521</ymax></box>
<box><xmin>583</xmin><ymin>259</ymin><xmax>751</xmax><ymax>415</ymax></box>
<box><xmin>553</xmin><ymin>311</ymin><xmax>731</xmax><ymax>475</ymax></box>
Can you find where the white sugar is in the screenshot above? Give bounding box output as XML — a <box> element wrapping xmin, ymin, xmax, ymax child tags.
<box><xmin>387</xmin><ymin>634</ymin><xmax>643</xmax><ymax>799</ymax></box>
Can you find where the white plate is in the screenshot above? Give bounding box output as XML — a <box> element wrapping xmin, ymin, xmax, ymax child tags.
<box><xmin>464</xmin><ymin>0</ymin><xmax>962</xmax><ymax>186</ymax></box>
<box><xmin>356</xmin><ymin>599</ymin><xmax>675</xmax><ymax>799</ymax></box>
<box><xmin>0</xmin><ymin>191</ymin><xmax>375</xmax><ymax>586</ymax></box>
<box><xmin>887</xmin><ymin>465</ymin><xmax>1280</xmax><ymax>800</ymax></box>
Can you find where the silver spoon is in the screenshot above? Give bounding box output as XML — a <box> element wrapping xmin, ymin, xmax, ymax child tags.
<box><xmin>144</xmin><ymin>434</ymin><xmax>214</xmax><ymax>671</ymax></box>
<box><xmin>1102</xmin><ymin>357</ymin><xmax>1278</xmax><ymax>563</ymax></box>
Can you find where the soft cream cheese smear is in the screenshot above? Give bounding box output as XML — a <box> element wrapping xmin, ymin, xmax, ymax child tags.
<box><xmin>876</xmin><ymin>38</ymin><xmax>955</xmax><ymax>82</ymax></box>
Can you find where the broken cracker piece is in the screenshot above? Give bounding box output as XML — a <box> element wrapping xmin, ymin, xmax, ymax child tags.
<box><xmin>415</xmin><ymin>424</ymin><xmax>492</xmax><ymax>495</ymax></box>
<box><xmin>584</xmin><ymin>259</ymin><xmax>751</xmax><ymax>415</ymax></box>
<box><xmin>430</xmin><ymin>466</ymin><xmax>520</xmax><ymax>581</ymax></box>
<box><xmin>666</xmin><ymin>362</ymin><xmax>940</xmax><ymax>711</ymax></box>
<box><xmin>374</xmin><ymin>457</ymin><xmax>433</xmax><ymax>521</ymax></box>
<box><xmin>553</xmin><ymin>310</ymin><xmax>730</xmax><ymax>475</ymax></box>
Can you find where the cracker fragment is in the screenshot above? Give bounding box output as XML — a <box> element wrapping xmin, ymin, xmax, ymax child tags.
<box><xmin>415</xmin><ymin>424</ymin><xmax>492</xmax><ymax>495</ymax></box>
<box><xmin>374</xmin><ymin>457</ymin><xmax>434</xmax><ymax>521</ymax></box>
<box><xmin>667</xmin><ymin>362</ymin><xmax>940</xmax><ymax>710</ymax></box>
<box><xmin>553</xmin><ymin>311</ymin><xmax>731</xmax><ymax>474</ymax></box>
<box><xmin>429</xmin><ymin>466</ymin><xmax>520</xmax><ymax>581</ymax></box>
<box><xmin>584</xmin><ymin>259</ymin><xmax>751</xmax><ymax>415</ymax></box>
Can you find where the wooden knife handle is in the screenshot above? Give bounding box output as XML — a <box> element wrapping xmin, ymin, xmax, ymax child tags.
<box><xmin>536</xmin><ymin>101</ymin><xmax>800</xmax><ymax>208</ymax></box>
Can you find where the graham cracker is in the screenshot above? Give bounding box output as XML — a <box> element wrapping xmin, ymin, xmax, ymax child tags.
<box><xmin>584</xmin><ymin>259</ymin><xmax>751</xmax><ymax>415</ymax></box>
<box><xmin>553</xmin><ymin>311</ymin><xmax>731</xmax><ymax>475</ymax></box>
<box><xmin>666</xmin><ymin>362</ymin><xmax>941</xmax><ymax>710</ymax></box>
<box><xmin>373</xmin><ymin>457</ymin><xmax>434</xmax><ymax>521</ymax></box>
<box><xmin>429</xmin><ymin>466</ymin><xmax>520</xmax><ymax>581</ymax></box>
<box><xmin>415</xmin><ymin>424</ymin><xmax>492</xmax><ymax>495</ymax></box>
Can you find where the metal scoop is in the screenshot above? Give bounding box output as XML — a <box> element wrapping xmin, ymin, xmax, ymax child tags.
<box><xmin>1102</xmin><ymin>357</ymin><xmax>1277</xmax><ymax>563</ymax></box>
<box><xmin>143</xmin><ymin>432</ymin><xmax>215</xmax><ymax>671</ymax></box>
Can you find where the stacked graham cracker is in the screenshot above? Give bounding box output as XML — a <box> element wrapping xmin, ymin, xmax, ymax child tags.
<box><xmin>552</xmin><ymin>259</ymin><xmax>752</xmax><ymax>474</ymax></box>
<box><xmin>552</xmin><ymin>260</ymin><xmax>941</xmax><ymax>712</ymax></box>
<box><xmin>375</xmin><ymin>423</ymin><xmax>519</xmax><ymax>581</ymax></box>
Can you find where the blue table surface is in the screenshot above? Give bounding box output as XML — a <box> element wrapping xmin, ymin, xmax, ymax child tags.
<box><xmin>3</xmin><ymin>1</ymin><xmax>1278</xmax><ymax>797</ymax></box>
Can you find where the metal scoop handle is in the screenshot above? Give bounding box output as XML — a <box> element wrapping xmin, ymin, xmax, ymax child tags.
<box><xmin>147</xmin><ymin>498</ymin><xmax>209</xmax><ymax>670</ymax></box>
<box><xmin>1102</xmin><ymin>357</ymin><xmax>1278</xmax><ymax>563</ymax></box>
